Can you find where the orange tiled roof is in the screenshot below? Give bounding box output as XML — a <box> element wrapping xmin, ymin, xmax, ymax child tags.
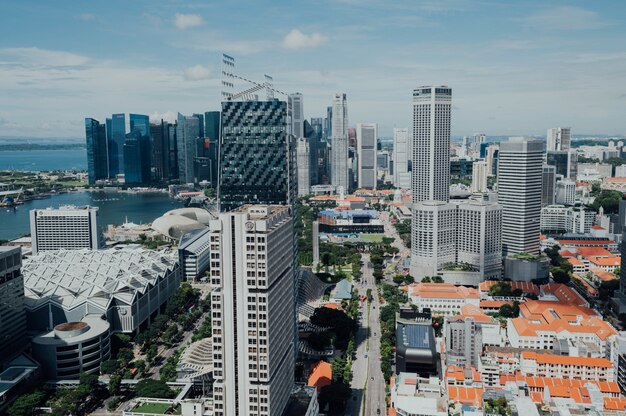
<box><xmin>511</xmin><ymin>312</ymin><xmax>616</xmax><ymax>341</ymax></box>
<box><xmin>577</xmin><ymin>181</ymin><xmax>591</xmax><ymax>187</ymax></box>
<box><xmin>322</xmin><ymin>303</ymin><xmax>339</xmax><ymax>310</ymax></box>
<box><xmin>571</xmin><ymin>274</ymin><xmax>599</xmax><ymax>296</ymax></box>
<box><xmin>591</xmin><ymin>268</ymin><xmax>618</xmax><ymax>282</ymax></box>
<box><xmin>575</xmin><ymin>247</ymin><xmax>614</xmax><ymax>258</ymax></box>
<box><xmin>541</xmin><ymin>284</ymin><xmax>587</xmax><ymax>306</ymax></box>
<box><xmin>480</xmin><ymin>300</ymin><xmax>512</xmax><ymax>309</ymax></box>
<box><xmin>521</xmin><ymin>351</ymin><xmax>613</xmax><ymax>368</ymax></box>
<box><xmin>447</xmin><ymin>386</ymin><xmax>483</xmax><ymax>406</ymax></box>
<box><xmin>446</xmin><ymin>365</ymin><xmax>481</xmax><ymax>382</ymax></box>
<box><xmin>307</xmin><ymin>360</ymin><xmax>332</xmax><ymax>391</ymax></box>
<box><xmin>479</xmin><ymin>280</ymin><xmax>539</xmax><ymax>294</ymax></box>
<box><xmin>559</xmin><ymin>249</ymin><xmax>576</xmax><ymax>258</ymax></box>
<box><xmin>591</xmin><ymin>225</ymin><xmax>605</xmax><ymax>230</ymax></box>
<box><xmin>499</xmin><ymin>373</ymin><xmax>619</xmax><ymax>394</ymax></box>
<box><xmin>451</xmin><ymin>304</ymin><xmax>495</xmax><ymax>323</ymax></box>
<box><xmin>567</xmin><ymin>257</ymin><xmax>584</xmax><ymax>266</ymax></box>
<box><xmin>409</xmin><ymin>283</ymin><xmax>479</xmax><ymax>299</ymax></box>
<box><xmin>556</xmin><ymin>239</ymin><xmax>615</xmax><ymax>246</ymax></box>
<box><xmin>605</xmin><ymin>177</ymin><xmax>626</xmax><ymax>183</ymax></box>
<box><xmin>604</xmin><ymin>397</ymin><xmax>626</xmax><ymax>411</ymax></box>
<box><xmin>388</xmin><ymin>407</ymin><xmax>397</xmax><ymax>416</ymax></box>
<box><xmin>519</xmin><ymin>299</ymin><xmax>598</xmax><ymax>322</ymax></box>
<box><xmin>588</xmin><ymin>256</ymin><xmax>620</xmax><ymax>267</ymax></box>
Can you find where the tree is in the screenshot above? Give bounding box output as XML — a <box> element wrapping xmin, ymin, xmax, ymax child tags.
<box><xmin>421</xmin><ymin>276</ymin><xmax>432</xmax><ymax>283</ymax></box>
<box><xmin>109</xmin><ymin>374</ymin><xmax>122</xmax><ymax>395</ymax></box>
<box><xmin>591</xmin><ymin>190</ymin><xmax>623</xmax><ymax>214</ymax></box>
<box><xmin>431</xmin><ymin>275</ymin><xmax>444</xmax><ymax>283</ymax></box>
<box><xmin>117</xmin><ymin>348</ymin><xmax>135</xmax><ymax>366</ymax></box>
<box><xmin>135</xmin><ymin>379</ymin><xmax>175</xmax><ymax>399</ymax></box>
<box><xmin>551</xmin><ymin>267</ymin><xmax>570</xmax><ymax>284</ymax></box>
<box><xmin>318</xmin><ymin>383</ymin><xmax>352</xmax><ymax>415</ymax></box>
<box><xmin>78</xmin><ymin>372</ymin><xmax>100</xmax><ymax>395</ymax></box>
<box><xmin>146</xmin><ymin>344</ymin><xmax>158</xmax><ymax>364</ymax></box>
<box><xmin>100</xmin><ymin>359</ymin><xmax>120</xmax><ymax>374</ymax></box>
<box><xmin>8</xmin><ymin>390</ymin><xmax>47</xmax><ymax>416</ymax></box>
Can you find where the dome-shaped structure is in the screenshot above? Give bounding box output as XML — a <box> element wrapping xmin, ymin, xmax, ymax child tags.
<box><xmin>151</xmin><ymin>208</ymin><xmax>215</xmax><ymax>240</ymax></box>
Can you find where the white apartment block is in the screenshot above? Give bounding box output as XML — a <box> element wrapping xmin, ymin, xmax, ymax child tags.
<box><xmin>356</xmin><ymin>123</ymin><xmax>377</xmax><ymax>189</ymax></box>
<box><xmin>392</xmin><ymin>128</ymin><xmax>411</xmax><ymax>189</ymax></box>
<box><xmin>296</xmin><ymin>137</ymin><xmax>311</xmax><ymax>196</ymax></box>
<box><xmin>546</xmin><ymin>127</ymin><xmax>571</xmax><ymax>151</ymax></box>
<box><xmin>330</xmin><ymin>93</ymin><xmax>349</xmax><ymax>191</ymax></box>
<box><xmin>555</xmin><ymin>178</ymin><xmax>576</xmax><ymax>205</ymax></box>
<box><xmin>471</xmin><ymin>160</ymin><xmax>488</xmax><ymax>193</ymax></box>
<box><xmin>615</xmin><ymin>165</ymin><xmax>626</xmax><ymax>178</ymax></box>
<box><xmin>497</xmin><ymin>137</ymin><xmax>543</xmax><ymax>256</ymax></box>
<box><xmin>540</xmin><ymin>205</ymin><xmax>595</xmax><ymax>234</ymax></box>
<box><xmin>485</xmin><ymin>145</ymin><xmax>498</xmax><ymax>176</ymax></box>
<box><xmin>411</xmin><ymin>86</ymin><xmax>451</xmax><ymax>203</ymax></box>
<box><xmin>410</xmin><ymin>200</ymin><xmax>502</xmax><ymax>279</ymax></box>
<box><xmin>30</xmin><ymin>206</ymin><xmax>102</xmax><ymax>254</ymax></box>
<box><xmin>210</xmin><ymin>205</ymin><xmax>295</xmax><ymax>416</ymax></box>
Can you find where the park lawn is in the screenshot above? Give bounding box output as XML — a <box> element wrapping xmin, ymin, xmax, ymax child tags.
<box><xmin>359</xmin><ymin>233</ymin><xmax>384</xmax><ymax>243</ymax></box>
<box><xmin>133</xmin><ymin>402</ymin><xmax>181</xmax><ymax>415</ymax></box>
<box><xmin>58</xmin><ymin>180</ymin><xmax>87</xmax><ymax>187</ymax></box>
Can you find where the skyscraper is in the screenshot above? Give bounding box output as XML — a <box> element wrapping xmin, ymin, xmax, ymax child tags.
<box><xmin>289</xmin><ymin>93</ymin><xmax>304</xmax><ymax>138</ymax></box>
<box><xmin>0</xmin><ymin>246</ymin><xmax>27</xmax><ymax>361</ymax></box>
<box><xmin>546</xmin><ymin>127</ymin><xmax>571</xmax><ymax>151</ymax></box>
<box><xmin>541</xmin><ymin>165</ymin><xmax>556</xmax><ymax>207</ymax></box>
<box><xmin>30</xmin><ymin>206</ymin><xmax>103</xmax><ymax>254</ymax></box>
<box><xmin>109</xmin><ymin>113</ymin><xmax>126</xmax><ymax>176</ymax></box>
<box><xmin>497</xmin><ymin>137</ymin><xmax>543</xmax><ymax>256</ymax></box>
<box><xmin>218</xmin><ymin>99</ymin><xmax>296</xmax><ymax>212</ymax></box>
<box><xmin>393</xmin><ymin>128</ymin><xmax>410</xmax><ymax>189</ymax></box>
<box><xmin>204</xmin><ymin>111</ymin><xmax>221</xmax><ymax>188</ymax></box>
<box><xmin>546</xmin><ymin>150</ymin><xmax>578</xmax><ymax>180</ymax></box>
<box><xmin>411</xmin><ymin>86</ymin><xmax>452</xmax><ymax>203</ymax></box>
<box><xmin>330</xmin><ymin>93</ymin><xmax>349</xmax><ymax>192</ymax></box>
<box><xmin>296</xmin><ymin>137</ymin><xmax>310</xmax><ymax>196</ymax></box>
<box><xmin>129</xmin><ymin>113</ymin><xmax>149</xmax><ymax>137</ymax></box>
<box><xmin>123</xmin><ymin>131</ymin><xmax>151</xmax><ymax>184</ymax></box>
<box><xmin>150</xmin><ymin>120</ymin><xmax>171</xmax><ymax>181</ymax></box>
<box><xmin>177</xmin><ymin>113</ymin><xmax>202</xmax><ymax>183</ymax></box>
<box><xmin>356</xmin><ymin>123</ymin><xmax>378</xmax><ymax>189</ymax></box>
<box><xmin>85</xmin><ymin>118</ymin><xmax>109</xmax><ymax>184</ymax></box>
<box><xmin>471</xmin><ymin>160</ymin><xmax>488</xmax><ymax>193</ymax></box>
<box><xmin>210</xmin><ymin>205</ymin><xmax>295</xmax><ymax>416</ymax></box>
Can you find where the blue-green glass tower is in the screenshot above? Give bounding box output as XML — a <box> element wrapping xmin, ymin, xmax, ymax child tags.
<box><xmin>109</xmin><ymin>113</ymin><xmax>126</xmax><ymax>176</ymax></box>
<box><xmin>85</xmin><ymin>118</ymin><xmax>109</xmax><ymax>184</ymax></box>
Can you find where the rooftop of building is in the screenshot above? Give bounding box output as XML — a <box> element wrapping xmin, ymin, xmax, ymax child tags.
<box><xmin>332</xmin><ymin>279</ymin><xmax>353</xmax><ymax>300</ymax></box>
<box><xmin>540</xmin><ymin>284</ymin><xmax>587</xmax><ymax>306</ymax></box>
<box><xmin>319</xmin><ymin>209</ymin><xmax>378</xmax><ymax>219</ymax></box>
<box><xmin>32</xmin><ymin>314</ymin><xmax>109</xmax><ymax>345</ymax></box>
<box><xmin>32</xmin><ymin>205</ymin><xmax>98</xmax><ymax>213</ymax></box>
<box><xmin>152</xmin><ymin>207</ymin><xmax>215</xmax><ymax>240</ymax></box>
<box><xmin>590</xmin><ymin>268</ymin><xmax>617</xmax><ymax>282</ymax></box>
<box><xmin>404</xmin><ymin>283</ymin><xmax>480</xmax><ymax>300</ymax></box>
<box><xmin>479</xmin><ymin>280</ymin><xmax>539</xmax><ymax>295</ymax></box>
<box><xmin>307</xmin><ymin>360</ymin><xmax>332</xmax><ymax>391</ymax></box>
<box><xmin>23</xmin><ymin>247</ymin><xmax>178</xmax><ymax>311</ymax></box>
<box><xmin>448</xmin><ymin>304</ymin><xmax>496</xmax><ymax>324</ymax></box>
<box><xmin>177</xmin><ymin>337</ymin><xmax>212</xmax><ymax>380</ymax></box>
<box><xmin>521</xmin><ymin>351</ymin><xmax>613</xmax><ymax>367</ymax></box>
<box><xmin>447</xmin><ymin>386</ymin><xmax>484</xmax><ymax>407</ymax></box>
<box><xmin>569</xmin><ymin>246</ymin><xmax>614</xmax><ymax>258</ymax></box>
<box><xmin>588</xmin><ymin>256</ymin><xmax>620</xmax><ymax>267</ymax></box>
<box><xmin>499</xmin><ymin>373</ymin><xmax>619</xmax><ymax>394</ymax></box>
<box><xmin>446</xmin><ymin>365</ymin><xmax>481</xmax><ymax>383</ymax></box>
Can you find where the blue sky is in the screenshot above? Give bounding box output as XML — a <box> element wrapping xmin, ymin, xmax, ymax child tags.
<box><xmin>1</xmin><ymin>0</ymin><xmax>625</xmax><ymax>138</ymax></box>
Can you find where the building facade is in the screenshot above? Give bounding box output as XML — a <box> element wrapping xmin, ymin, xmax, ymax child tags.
<box><xmin>330</xmin><ymin>93</ymin><xmax>349</xmax><ymax>192</ymax></box>
<box><xmin>109</xmin><ymin>113</ymin><xmax>126</xmax><ymax>176</ymax></box>
<box><xmin>85</xmin><ymin>118</ymin><xmax>109</xmax><ymax>184</ymax></box>
<box><xmin>393</xmin><ymin>128</ymin><xmax>411</xmax><ymax>189</ymax></box>
<box><xmin>546</xmin><ymin>127</ymin><xmax>571</xmax><ymax>152</ymax></box>
<box><xmin>555</xmin><ymin>178</ymin><xmax>576</xmax><ymax>205</ymax></box>
<box><xmin>296</xmin><ymin>137</ymin><xmax>311</xmax><ymax>196</ymax></box>
<box><xmin>356</xmin><ymin>123</ymin><xmax>377</xmax><ymax>189</ymax></box>
<box><xmin>497</xmin><ymin>137</ymin><xmax>543</xmax><ymax>256</ymax></box>
<box><xmin>30</xmin><ymin>206</ymin><xmax>102</xmax><ymax>254</ymax></box>
<box><xmin>542</xmin><ymin>165</ymin><xmax>556</xmax><ymax>207</ymax></box>
<box><xmin>0</xmin><ymin>246</ymin><xmax>27</xmax><ymax>362</ymax></box>
<box><xmin>210</xmin><ymin>205</ymin><xmax>295</xmax><ymax>416</ymax></box>
<box><xmin>177</xmin><ymin>113</ymin><xmax>203</xmax><ymax>184</ymax></box>
<box><xmin>218</xmin><ymin>100</ymin><xmax>296</xmax><ymax>213</ymax></box>
<box><xmin>471</xmin><ymin>160</ymin><xmax>488</xmax><ymax>193</ymax></box>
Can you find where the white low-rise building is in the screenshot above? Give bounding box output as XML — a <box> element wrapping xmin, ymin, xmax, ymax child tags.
<box><xmin>405</xmin><ymin>283</ymin><xmax>480</xmax><ymax>316</ymax></box>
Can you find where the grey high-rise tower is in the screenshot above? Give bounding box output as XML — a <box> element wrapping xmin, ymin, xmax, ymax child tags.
<box><xmin>330</xmin><ymin>93</ymin><xmax>349</xmax><ymax>192</ymax></box>
<box><xmin>497</xmin><ymin>137</ymin><xmax>543</xmax><ymax>256</ymax></box>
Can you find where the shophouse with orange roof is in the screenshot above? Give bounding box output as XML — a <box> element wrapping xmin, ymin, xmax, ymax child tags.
<box><xmin>519</xmin><ymin>352</ymin><xmax>615</xmax><ymax>382</ymax></box>
<box><xmin>445</xmin><ymin>365</ymin><xmax>482</xmax><ymax>387</ymax></box>
<box><xmin>406</xmin><ymin>283</ymin><xmax>480</xmax><ymax>316</ymax></box>
<box><xmin>307</xmin><ymin>360</ymin><xmax>332</xmax><ymax>391</ymax></box>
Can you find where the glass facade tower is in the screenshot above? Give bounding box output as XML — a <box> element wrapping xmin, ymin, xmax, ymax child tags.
<box><xmin>85</xmin><ymin>118</ymin><xmax>109</xmax><ymax>184</ymax></box>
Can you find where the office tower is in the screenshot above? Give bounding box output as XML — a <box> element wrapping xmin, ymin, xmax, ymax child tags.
<box><xmin>393</xmin><ymin>128</ymin><xmax>411</xmax><ymax>189</ymax></box>
<box><xmin>151</xmin><ymin>120</ymin><xmax>171</xmax><ymax>181</ymax></box>
<box><xmin>289</xmin><ymin>93</ymin><xmax>304</xmax><ymax>138</ymax></box>
<box><xmin>485</xmin><ymin>145</ymin><xmax>499</xmax><ymax>176</ymax></box>
<box><xmin>85</xmin><ymin>118</ymin><xmax>109</xmax><ymax>184</ymax></box>
<box><xmin>471</xmin><ymin>160</ymin><xmax>488</xmax><ymax>193</ymax></box>
<box><xmin>411</xmin><ymin>86</ymin><xmax>452</xmax><ymax>203</ymax></box>
<box><xmin>541</xmin><ymin>165</ymin><xmax>556</xmax><ymax>207</ymax></box>
<box><xmin>310</xmin><ymin>117</ymin><xmax>323</xmax><ymax>140</ymax></box>
<box><xmin>204</xmin><ymin>111</ymin><xmax>221</xmax><ymax>188</ymax></box>
<box><xmin>324</xmin><ymin>107</ymin><xmax>332</xmax><ymax>142</ymax></box>
<box><xmin>219</xmin><ymin>99</ymin><xmax>296</xmax><ymax>212</ymax></box>
<box><xmin>555</xmin><ymin>178</ymin><xmax>576</xmax><ymax>205</ymax></box>
<box><xmin>613</xmin><ymin>227</ymin><xmax>626</xmax><ymax>313</ymax></box>
<box><xmin>210</xmin><ymin>205</ymin><xmax>295</xmax><ymax>416</ymax></box>
<box><xmin>546</xmin><ymin>127</ymin><xmax>571</xmax><ymax>151</ymax></box>
<box><xmin>129</xmin><ymin>113</ymin><xmax>149</xmax><ymax>137</ymax></box>
<box><xmin>330</xmin><ymin>93</ymin><xmax>349</xmax><ymax>192</ymax></box>
<box><xmin>356</xmin><ymin>123</ymin><xmax>377</xmax><ymax>189</ymax></box>
<box><xmin>410</xmin><ymin>201</ymin><xmax>502</xmax><ymax>280</ymax></box>
<box><xmin>497</xmin><ymin>137</ymin><xmax>543</xmax><ymax>256</ymax></box>
<box><xmin>177</xmin><ymin>113</ymin><xmax>202</xmax><ymax>183</ymax></box>
<box><xmin>30</xmin><ymin>206</ymin><xmax>103</xmax><ymax>254</ymax></box>
<box><xmin>123</xmin><ymin>131</ymin><xmax>151</xmax><ymax>184</ymax></box>
<box><xmin>471</xmin><ymin>133</ymin><xmax>486</xmax><ymax>158</ymax></box>
<box><xmin>546</xmin><ymin>150</ymin><xmax>578</xmax><ymax>180</ymax></box>
<box><xmin>296</xmin><ymin>137</ymin><xmax>310</xmax><ymax>196</ymax></box>
<box><xmin>304</xmin><ymin>120</ymin><xmax>320</xmax><ymax>185</ymax></box>
<box><xmin>168</xmin><ymin>123</ymin><xmax>178</xmax><ymax>179</ymax></box>
<box><xmin>109</xmin><ymin>113</ymin><xmax>126</xmax><ymax>176</ymax></box>
<box><xmin>0</xmin><ymin>246</ymin><xmax>27</xmax><ymax>361</ymax></box>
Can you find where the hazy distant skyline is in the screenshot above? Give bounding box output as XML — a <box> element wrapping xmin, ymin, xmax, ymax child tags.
<box><xmin>1</xmin><ymin>0</ymin><xmax>625</xmax><ymax>138</ymax></box>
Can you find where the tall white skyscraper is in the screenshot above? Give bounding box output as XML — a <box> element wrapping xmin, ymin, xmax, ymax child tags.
<box><xmin>356</xmin><ymin>123</ymin><xmax>377</xmax><ymax>189</ymax></box>
<box><xmin>30</xmin><ymin>206</ymin><xmax>102</xmax><ymax>254</ymax></box>
<box><xmin>411</xmin><ymin>86</ymin><xmax>452</xmax><ymax>203</ymax></box>
<box><xmin>393</xmin><ymin>128</ymin><xmax>411</xmax><ymax>189</ymax></box>
<box><xmin>471</xmin><ymin>160</ymin><xmax>488</xmax><ymax>193</ymax></box>
<box><xmin>411</xmin><ymin>201</ymin><xmax>457</xmax><ymax>278</ymax></box>
<box><xmin>288</xmin><ymin>93</ymin><xmax>304</xmax><ymax>138</ymax></box>
<box><xmin>497</xmin><ymin>137</ymin><xmax>544</xmax><ymax>256</ymax></box>
<box><xmin>210</xmin><ymin>205</ymin><xmax>295</xmax><ymax>416</ymax></box>
<box><xmin>485</xmin><ymin>144</ymin><xmax>499</xmax><ymax>176</ymax></box>
<box><xmin>546</xmin><ymin>127</ymin><xmax>571</xmax><ymax>152</ymax></box>
<box><xmin>331</xmin><ymin>93</ymin><xmax>349</xmax><ymax>192</ymax></box>
<box><xmin>296</xmin><ymin>137</ymin><xmax>311</xmax><ymax>196</ymax></box>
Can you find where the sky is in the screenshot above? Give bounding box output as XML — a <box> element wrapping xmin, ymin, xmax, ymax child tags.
<box><xmin>1</xmin><ymin>0</ymin><xmax>626</xmax><ymax>138</ymax></box>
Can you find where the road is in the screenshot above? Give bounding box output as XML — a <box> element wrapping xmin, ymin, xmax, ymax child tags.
<box><xmin>380</xmin><ymin>211</ymin><xmax>410</xmax><ymax>259</ymax></box>
<box><xmin>346</xmin><ymin>254</ymin><xmax>386</xmax><ymax>415</ymax></box>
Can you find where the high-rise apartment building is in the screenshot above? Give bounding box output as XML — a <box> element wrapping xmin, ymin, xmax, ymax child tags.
<box><xmin>296</xmin><ymin>137</ymin><xmax>310</xmax><ymax>196</ymax></box>
<box><xmin>85</xmin><ymin>118</ymin><xmax>109</xmax><ymax>184</ymax></box>
<box><xmin>289</xmin><ymin>93</ymin><xmax>304</xmax><ymax>138</ymax></box>
<box><xmin>546</xmin><ymin>127</ymin><xmax>571</xmax><ymax>151</ymax></box>
<box><xmin>393</xmin><ymin>128</ymin><xmax>410</xmax><ymax>189</ymax></box>
<box><xmin>0</xmin><ymin>246</ymin><xmax>27</xmax><ymax>361</ymax></box>
<box><xmin>30</xmin><ymin>206</ymin><xmax>103</xmax><ymax>254</ymax></box>
<box><xmin>497</xmin><ymin>137</ymin><xmax>543</xmax><ymax>256</ymax></box>
<box><xmin>555</xmin><ymin>178</ymin><xmax>576</xmax><ymax>206</ymax></box>
<box><xmin>471</xmin><ymin>160</ymin><xmax>488</xmax><ymax>193</ymax></box>
<box><xmin>411</xmin><ymin>86</ymin><xmax>452</xmax><ymax>203</ymax></box>
<box><xmin>411</xmin><ymin>201</ymin><xmax>457</xmax><ymax>278</ymax></box>
<box><xmin>109</xmin><ymin>113</ymin><xmax>126</xmax><ymax>176</ymax></box>
<box><xmin>177</xmin><ymin>113</ymin><xmax>202</xmax><ymax>184</ymax></box>
<box><xmin>210</xmin><ymin>205</ymin><xmax>295</xmax><ymax>416</ymax></box>
<box><xmin>356</xmin><ymin>123</ymin><xmax>377</xmax><ymax>189</ymax></box>
<box><xmin>485</xmin><ymin>145</ymin><xmax>499</xmax><ymax>176</ymax></box>
<box><xmin>218</xmin><ymin>99</ymin><xmax>296</xmax><ymax>213</ymax></box>
<box><xmin>330</xmin><ymin>93</ymin><xmax>349</xmax><ymax>192</ymax></box>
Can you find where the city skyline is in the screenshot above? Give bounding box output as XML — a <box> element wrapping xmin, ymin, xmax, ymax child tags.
<box><xmin>2</xmin><ymin>1</ymin><xmax>626</xmax><ymax>137</ymax></box>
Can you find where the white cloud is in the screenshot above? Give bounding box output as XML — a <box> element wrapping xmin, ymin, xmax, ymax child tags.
<box><xmin>521</xmin><ymin>6</ymin><xmax>608</xmax><ymax>30</ymax></box>
<box><xmin>149</xmin><ymin>111</ymin><xmax>177</xmax><ymax>124</ymax></box>
<box><xmin>79</xmin><ymin>13</ymin><xmax>95</xmax><ymax>21</ymax></box>
<box><xmin>183</xmin><ymin>64</ymin><xmax>211</xmax><ymax>81</ymax></box>
<box><xmin>174</xmin><ymin>13</ymin><xmax>203</xmax><ymax>30</ymax></box>
<box><xmin>0</xmin><ymin>47</ymin><xmax>88</xmax><ymax>66</ymax></box>
<box><xmin>282</xmin><ymin>29</ymin><xmax>328</xmax><ymax>50</ymax></box>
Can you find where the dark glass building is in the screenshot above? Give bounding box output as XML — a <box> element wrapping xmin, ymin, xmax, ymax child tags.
<box><xmin>177</xmin><ymin>113</ymin><xmax>202</xmax><ymax>183</ymax></box>
<box><xmin>123</xmin><ymin>131</ymin><xmax>151</xmax><ymax>184</ymax></box>
<box><xmin>546</xmin><ymin>150</ymin><xmax>578</xmax><ymax>179</ymax></box>
<box><xmin>204</xmin><ymin>111</ymin><xmax>221</xmax><ymax>188</ymax></box>
<box><xmin>85</xmin><ymin>118</ymin><xmax>109</xmax><ymax>184</ymax></box>
<box><xmin>129</xmin><ymin>113</ymin><xmax>149</xmax><ymax>137</ymax></box>
<box><xmin>109</xmin><ymin>113</ymin><xmax>126</xmax><ymax>176</ymax></box>
<box><xmin>150</xmin><ymin>120</ymin><xmax>171</xmax><ymax>181</ymax></box>
<box><xmin>218</xmin><ymin>99</ymin><xmax>296</xmax><ymax>212</ymax></box>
